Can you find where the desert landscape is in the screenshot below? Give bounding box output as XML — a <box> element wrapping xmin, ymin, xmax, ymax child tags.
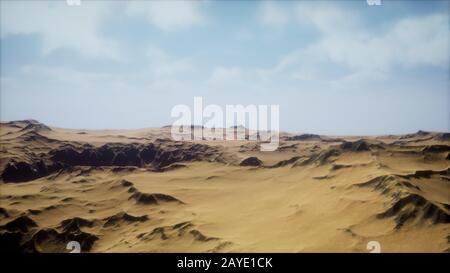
<box><xmin>0</xmin><ymin>119</ymin><xmax>448</xmax><ymax>253</ymax></box>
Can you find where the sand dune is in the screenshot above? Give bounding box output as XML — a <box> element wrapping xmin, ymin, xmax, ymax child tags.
<box><xmin>0</xmin><ymin>120</ymin><xmax>449</xmax><ymax>252</ymax></box>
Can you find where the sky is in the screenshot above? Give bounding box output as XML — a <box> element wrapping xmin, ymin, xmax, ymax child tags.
<box><xmin>0</xmin><ymin>0</ymin><xmax>449</xmax><ymax>135</ymax></box>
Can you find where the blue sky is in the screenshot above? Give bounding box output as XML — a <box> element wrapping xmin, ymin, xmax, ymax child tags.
<box><xmin>0</xmin><ymin>0</ymin><xmax>449</xmax><ymax>135</ymax></box>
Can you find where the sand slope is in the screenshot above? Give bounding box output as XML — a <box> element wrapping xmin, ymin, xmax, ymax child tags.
<box><xmin>0</xmin><ymin>120</ymin><xmax>449</xmax><ymax>252</ymax></box>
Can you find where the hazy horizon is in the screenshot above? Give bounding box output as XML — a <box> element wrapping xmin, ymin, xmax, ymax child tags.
<box><xmin>1</xmin><ymin>0</ymin><xmax>449</xmax><ymax>135</ymax></box>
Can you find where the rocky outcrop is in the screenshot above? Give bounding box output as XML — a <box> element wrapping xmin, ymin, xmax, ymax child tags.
<box><xmin>2</xmin><ymin>142</ymin><xmax>222</xmax><ymax>182</ymax></box>
<box><xmin>239</xmin><ymin>157</ymin><xmax>262</xmax><ymax>167</ymax></box>
<box><xmin>2</xmin><ymin>160</ymin><xmax>63</xmax><ymax>183</ymax></box>
<box><xmin>340</xmin><ymin>140</ymin><xmax>370</xmax><ymax>152</ymax></box>
<box><xmin>285</xmin><ymin>134</ymin><xmax>321</xmax><ymax>141</ymax></box>
<box><xmin>377</xmin><ymin>193</ymin><xmax>450</xmax><ymax>229</ymax></box>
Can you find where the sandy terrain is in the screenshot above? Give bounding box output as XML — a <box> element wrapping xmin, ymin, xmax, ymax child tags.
<box><xmin>0</xmin><ymin>120</ymin><xmax>449</xmax><ymax>252</ymax></box>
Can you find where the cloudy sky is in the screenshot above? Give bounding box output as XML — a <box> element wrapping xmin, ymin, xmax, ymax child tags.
<box><xmin>1</xmin><ymin>0</ymin><xmax>449</xmax><ymax>135</ymax></box>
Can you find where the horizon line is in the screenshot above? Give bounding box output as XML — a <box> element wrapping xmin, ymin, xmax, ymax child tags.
<box><xmin>1</xmin><ymin>119</ymin><xmax>449</xmax><ymax>137</ymax></box>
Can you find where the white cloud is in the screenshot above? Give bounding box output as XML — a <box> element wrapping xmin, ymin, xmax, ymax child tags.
<box><xmin>18</xmin><ymin>64</ymin><xmax>120</xmax><ymax>90</ymax></box>
<box><xmin>145</xmin><ymin>46</ymin><xmax>169</xmax><ymax>61</ymax></box>
<box><xmin>311</xmin><ymin>15</ymin><xmax>448</xmax><ymax>72</ymax></box>
<box><xmin>291</xmin><ymin>3</ymin><xmax>449</xmax><ymax>72</ymax></box>
<box><xmin>290</xmin><ymin>67</ymin><xmax>320</xmax><ymax>81</ymax></box>
<box><xmin>263</xmin><ymin>2</ymin><xmax>449</xmax><ymax>86</ymax></box>
<box><xmin>258</xmin><ymin>1</ymin><xmax>289</xmax><ymax>28</ymax></box>
<box><xmin>384</xmin><ymin>14</ymin><xmax>449</xmax><ymax>67</ymax></box>
<box><xmin>329</xmin><ymin>70</ymin><xmax>388</xmax><ymax>92</ymax></box>
<box><xmin>145</xmin><ymin>45</ymin><xmax>195</xmax><ymax>77</ymax></box>
<box><xmin>0</xmin><ymin>1</ymin><xmax>120</xmax><ymax>60</ymax></box>
<box><xmin>155</xmin><ymin>60</ymin><xmax>195</xmax><ymax>77</ymax></box>
<box><xmin>296</xmin><ymin>3</ymin><xmax>357</xmax><ymax>34</ymax></box>
<box><xmin>208</xmin><ymin>66</ymin><xmax>242</xmax><ymax>85</ymax></box>
<box><xmin>126</xmin><ymin>1</ymin><xmax>205</xmax><ymax>32</ymax></box>
<box><xmin>254</xmin><ymin>2</ymin><xmax>449</xmax><ymax>96</ymax></box>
